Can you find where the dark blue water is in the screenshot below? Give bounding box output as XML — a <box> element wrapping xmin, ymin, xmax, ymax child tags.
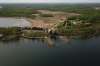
<box><xmin>0</xmin><ymin>37</ymin><xmax>100</xmax><ymax>66</ymax></box>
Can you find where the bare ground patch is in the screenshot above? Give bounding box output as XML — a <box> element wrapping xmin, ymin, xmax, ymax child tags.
<box><xmin>29</xmin><ymin>10</ymin><xmax>79</xmax><ymax>29</ymax></box>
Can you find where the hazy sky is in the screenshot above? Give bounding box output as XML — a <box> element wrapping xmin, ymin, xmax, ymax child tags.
<box><xmin>0</xmin><ymin>0</ymin><xmax>100</xmax><ymax>3</ymax></box>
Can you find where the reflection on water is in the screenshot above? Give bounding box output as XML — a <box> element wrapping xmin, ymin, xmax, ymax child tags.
<box><xmin>45</xmin><ymin>37</ymin><xmax>55</xmax><ymax>48</ymax></box>
<box><xmin>0</xmin><ymin>36</ymin><xmax>70</xmax><ymax>48</ymax></box>
<box><xmin>0</xmin><ymin>37</ymin><xmax>100</xmax><ymax>66</ymax></box>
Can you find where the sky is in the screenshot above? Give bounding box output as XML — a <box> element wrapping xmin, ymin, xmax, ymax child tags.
<box><xmin>0</xmin><ymin>0</ymin><xmax>100</xmax><ymax>3</ymax></box>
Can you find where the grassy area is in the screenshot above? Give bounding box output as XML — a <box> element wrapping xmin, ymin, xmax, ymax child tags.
<box><xmin>0</xmin><ymin>27</ymin><xmax>21</xmax><ymax>40</ymax></box>
<box><xmin>57</xmin><ymin>14</ymin><xmax>100</xmax><ymax>39</ymax></box>
<box><xmin>23</xmin><ymin>30</ymin><xmax>48</xmax><ymax>37</ymax></box>
<box><xmin>0</xmin><ymin>8</ymin><xmax>38</xmax><ymax>17</ymax></box>
<box><xmin>0</xmin><ymin>27</ymin><xmax>21</xmax><ymax>35</ymax></box>
<box><xmin>40</xmin><ymin>14</ymin><xmax>53</xmax><ymax>17</ymax></box>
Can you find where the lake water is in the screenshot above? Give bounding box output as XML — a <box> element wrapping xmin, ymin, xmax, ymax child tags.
<box><xmin>0</xmin><ymin>18</ymin><xmax>31</xmax><ymax>27</ymax></box>
<box><xmin>0</xmin><ymin>18</ymin><xmax>99</xmax><ymax>66</ymax></box>
<box><xmin>0</xmin><ymin>37</ymin><xmax>100</xmax><ymax>66</ymax></box>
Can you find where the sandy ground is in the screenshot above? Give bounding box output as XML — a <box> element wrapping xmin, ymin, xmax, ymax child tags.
<box><xmin>30</xmin><ymin>10</ymin><xmax>79</xmax><ymax>29</ymax></box>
